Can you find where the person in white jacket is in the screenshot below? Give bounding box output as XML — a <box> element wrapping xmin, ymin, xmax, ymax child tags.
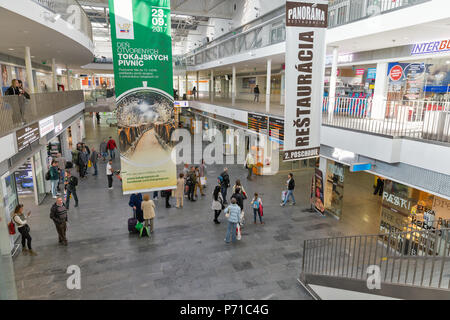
<box><xmin>13</xmin><ymin>204</ymin><xmax>37</xmax><ymax>255</ymax></box>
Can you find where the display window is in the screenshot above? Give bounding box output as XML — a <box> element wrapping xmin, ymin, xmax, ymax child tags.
<box><xmin>324</xmin><ymin>160</ymin><xmax>345</xmax><ymax>219</ymax></box>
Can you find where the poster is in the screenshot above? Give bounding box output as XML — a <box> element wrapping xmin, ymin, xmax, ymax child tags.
<box><xmin>311</xmin><ymin>168</ymin><xmax>324</xmax><ymax>214</ymax></box>
<box><xmin>283</xmin><ymin>0</ymin><xmax>327</xmax><ymax>161</ymax></box>
<box><xmin>109</xmin><ymin>0</ymin><xmax>176</xmax><ymax>194</ymax></box>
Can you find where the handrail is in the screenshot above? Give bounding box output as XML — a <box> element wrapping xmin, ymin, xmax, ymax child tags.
<box><xmin>0</xmin><ymin>90</ymin><xmax>84</xmax><ymax>138</ymax></box>
<box><xmin>30</xmin><ymin>0</ymin><xmax>93</xmax><ymax>40</ymax></box>
<box><xmin>322</xmin><ymin>97</ymin><xmax>450</xmax><ymax>144</ymax></box>
<box><xmin>302</xmin><ymin>228</ymin><xmax>450</xmax><ymax>290</ymax></box>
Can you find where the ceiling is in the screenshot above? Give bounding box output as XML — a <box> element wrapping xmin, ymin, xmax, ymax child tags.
<box><xmin>0</xmin><ymin>7</ymin><xmax>93</xmax><ymax>69</ymax></box>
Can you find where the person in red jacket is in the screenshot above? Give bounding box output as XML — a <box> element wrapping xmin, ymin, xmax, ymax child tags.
<box><xmin>106</xmin><ymin>136</ymin><xmax>117</xmax><ymax>159</ymax></box>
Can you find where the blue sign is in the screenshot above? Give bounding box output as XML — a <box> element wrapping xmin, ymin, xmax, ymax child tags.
<box><xmin>350</xmin><ymin>163</ymin><xmax>372</xmax><ymax>172</ymax></box>
<box><xmin>367</xmin><ymin>68</ymin><xmax>377</xmax><ymax>79</ymax></box>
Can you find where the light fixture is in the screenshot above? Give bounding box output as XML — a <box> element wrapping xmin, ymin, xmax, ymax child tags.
<box><xmin>8</xmin><ymin>48</ymin><xmax>14</xmax><ymax>51</ymax></box>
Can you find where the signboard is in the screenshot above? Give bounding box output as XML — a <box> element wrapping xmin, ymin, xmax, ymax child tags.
<box><xmin>284</xmin><ymin>0</ymin><xmax>327</xmax><ymax>161</ymax></box>
<box><xmin>109</xmin><ymin>0</ymin><xmax>176</xmax><ymax>194</ymax></box>
<box><xmin>54</xmin><ymin>123</ymin><xmax>63</xmax><ymax>134</ymax></box>
<box><xmin>39</xmin><ymin>116</ymin><xmax>55</xmax><ymax>137</ymax></box>
<box><xmin>389</xmin><ymin>65</ymin><xmax>403</xmax><ymax>82</ymax></box>
<box><xmin>247</xmin><ymin>113</ymin><xmax>268</xmax><ymax>135</ymax></box>
<box><xmin>411</xmin><ymin>39</ymin><xmax>450</xmax><ymax>55</ymax></box>
<box><xmin>16</xmin><ymin>123</ymin><xmax>40</xmax><ymax>152</ymax></box>
<box><xmin>174</xmin><ymin>101</ymin><xmax>189</xmax><ymax>107</ymax></box>
<box><xmin>269</xmin><ymin>117</ymin><xmax>284</xmax><ymax>144</ymax></box>
<box><xmin>355</xmin><ymin>68</ymin><xmax>365</xmax><ymax>76</ymax></box>
<box><xmin>350</xmin><ymin>163</ymin><xmax>372</xmax><ymax>172</ymax></box>
<box><xmin>311</xmin><ymin>168</ymin><xmax>325</xmax><ymax>215</ymax></box>
<box><xmin>367</xmin><ymin>68</ymin><xmax>377</xmax><ymax>79</ymax></box>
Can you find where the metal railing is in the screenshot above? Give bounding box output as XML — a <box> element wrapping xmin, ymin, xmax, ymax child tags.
<box><xmin>322</xmin><ymin>97</ymin><xmax>450</xmax><ymax>143</ymax></box>
<box><xmin>0</xmin><ymin>90</ymin><xmax>84</xmax><ymax>138</ymax></box>
<box><xmin>328</xmin><ymin>0</ymin><xmax>432</xmax><ymax>28</ymax></box>
<box><xmin>31</xmin><ymin>0</ymin><xmax>93</xmax><ymax>40</ymax></box>
<box><xmin>302</xmin><ymin>228</ymin><xmax>450</xmax><ymax>291</ymax></box>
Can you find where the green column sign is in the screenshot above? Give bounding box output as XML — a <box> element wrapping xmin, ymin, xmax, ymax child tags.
<box><xmin>109</xmin><ymin>0</ymin><xmax>176</xmax><ymax>194</ymax></box>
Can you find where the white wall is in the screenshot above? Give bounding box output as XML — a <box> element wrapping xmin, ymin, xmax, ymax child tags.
<box><xmin>230</xmin><ymin>0</ymin><xmax>284</xmax><ymax>29</ymax></box>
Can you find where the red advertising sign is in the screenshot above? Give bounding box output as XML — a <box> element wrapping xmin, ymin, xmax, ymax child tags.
<box><xmin>389</xmin><ymin>65</ymin><xmax>403</xmax><ymax>81</ymax></box>
<box><xmin>355</xmin><ymin>68</ymin><xmax>365</xmax><ymax>75</ymax></box>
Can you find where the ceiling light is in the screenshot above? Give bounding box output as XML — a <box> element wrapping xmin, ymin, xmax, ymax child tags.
<box><xmin>8</xmin><ymin>48</ymin><xmax>14</xmax><ymax>51</ymax></box>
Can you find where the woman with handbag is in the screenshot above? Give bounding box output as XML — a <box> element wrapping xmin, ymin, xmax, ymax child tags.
<box><xmin>232</xmin><ymin>179</ymin><xmax>247</xmax><ymax>200</ymax></box>
<box><xmin>13</xmin><ymin>204</ymin><xmax>37</xmax><ymax>255</ymax></box>
<box><xmin>211</xmin><ymin>185</ymin><xmax>224</xmax><ymax>224</ymax></box>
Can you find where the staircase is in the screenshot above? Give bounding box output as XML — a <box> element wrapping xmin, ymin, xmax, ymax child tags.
<box><xmin>299</xmin><ymin>227</ymin><xmax>450</xmax><ymax>300</ymax></box>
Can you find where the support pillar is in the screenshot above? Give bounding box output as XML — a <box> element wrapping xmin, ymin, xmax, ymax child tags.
<box><xmin>177</xmin><ymin>75</ymin><xmax>180</xmax><ymax>99</ymax></box>
<box><xmin>196</xmin><ymin>71</ymin><xmax>199</xmax><ymax>100</ymax></box>
<box><xmin>328</xmin><ymin>47</ymin><xmax>338</xmax><ymax>121</ymax></box>
<box><xmin>372</xmin><ymin>62</ymin><xmax>388</xmax><ymax>120</ymax></box>
<box><xmin>185</xmin><ymin>73</ymin><xmax>188</xmax><ymax>99</ymax></box>
<box><xmin>232</xmin><ymin>65</ymin><xmax>236</xmax><ymax>106</ymax></box>
<box><xmin>210</xmin><ymin>69</ymin><xmax>214</xmax><ymax>103</ymax></box>
<box><xmin>51</xmin><ymin>58</ymin><xmax>57</xmax><ymax>92</ymax></box>
<box><xmin>24</xmin><ymin>46</ymin><xmax>35</xmax><ymax>93</ymax></box>
<box><xmin>266</xmin><ymin>59</ymin><xmax>272</xmax><ymax>113</ymax></box>
<box><xmin>66</xmin><ymin>64</ymin><xmax>71</xmax><ymax>91</ymax></box>
<box><xmin>280</xmin><ymin>71</ymin><xmax>285</xmax><ymax>106</ymax></box>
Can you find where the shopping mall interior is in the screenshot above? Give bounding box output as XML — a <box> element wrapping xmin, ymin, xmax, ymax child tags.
<box><xmin>0</xmin><ymin>0</ymin><xmax>450</xmax><ymax>303</ymax></box>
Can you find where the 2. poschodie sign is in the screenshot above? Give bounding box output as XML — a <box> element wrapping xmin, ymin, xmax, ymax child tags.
<box><xmin>284</xmin><ymin>0</ymin><xmax>327</xmax><ymax>161</ymax></box>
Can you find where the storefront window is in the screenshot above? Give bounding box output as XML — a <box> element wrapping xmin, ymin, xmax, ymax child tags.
<box><xmin>33</xmin><ymin>152</ymin><xmax>46</xmax><ymax>204</ymax></box>
<box><xmin>324</xmin><ymin>160</ymin><xmax>345</xmax><ymax>218</ymax></box>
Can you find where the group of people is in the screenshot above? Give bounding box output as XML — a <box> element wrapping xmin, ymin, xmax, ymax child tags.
<box><xmin>5</xmin><ymin>79</ymin><xmax>30</xmax><ymax>98</ymax></box>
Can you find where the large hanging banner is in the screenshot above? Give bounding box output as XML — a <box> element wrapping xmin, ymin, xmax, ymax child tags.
<box><xmin>109</xmin><ymin>0</ymin><xmax>176</xmax><ymax>194</ymax></box>
<box><xmin>283</xmin><ymin>0</ymin><xmax>327</xmax><ymax>161</ymax></box>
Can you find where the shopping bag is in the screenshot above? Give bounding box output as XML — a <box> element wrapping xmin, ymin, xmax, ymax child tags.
<box><xmin>236</xmin><ymin>224</ymin><xmax>242</xmax><ymax>240</ymax></box>
<box><xmin>88</xmin><ymin>160</ymin><xmax>92</xmax><ymax>168</ymax></box>
<box><xmin>135</xmin><ymin>221</ymin><xmax>143</xmax><ymax>232</ymax></box>
<box><xmin>281</xmin><ymin>190</ymin><xmax>287</xmax><ymax>202</ymax></box>
<box><xmin>259</xmin><ymin>204</ymin><xmax>263</xmax><ymax>217</ymax></box>
<box><xmin>200</xmin><ymin>177</ymin><xmax>206</xmax><ymax>186</ymax></box>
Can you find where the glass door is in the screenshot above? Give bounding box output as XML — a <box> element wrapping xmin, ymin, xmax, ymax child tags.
<box><xmin>33</xmin><ymin>152</ymin><xmax>46</xmax><ymax>204</ymax></box>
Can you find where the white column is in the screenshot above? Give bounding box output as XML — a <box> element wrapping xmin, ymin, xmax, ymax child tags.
<box><xmin>185</xmin><ymin>73</ymin><xmax>188</xmax><ymax>98</ymax></box>
<box><xmin>196</xmin><ymin>71</ymin><xmax>199</xmax><ymax>99</ymax></box>
<box><xmin>24</xmin><ymin>46</ymin><xmax>35</xmax><ymax>93</ymax></box>
<box><xmin>210</xmin><ymin>69</ymin><xmax>214</xmax><ymax>103</ymax></box>
<box><xmin>66</xmin><ymin>65</ymin><xmax>71</xmax><ymax>90</ymax></box>
<box><xmin>328</xmin><ymin>47</ymin><xmax>339</xmax><ymax>121</ymax></box>
<box><xmin>280</xmin><ymin>71</ymin><xmax>285</xmax><ymax>106</ymax></box>
<box><xmin>177</xmin><ymin>75</ymin><xmax>180</xmax><ymax>99</ymax></box>
<box><xmin>266</xmin><ymin>59</ymin><xmax>272</xmax><ymax>113</ymax></box>
<box><xmin>51</xmin><ymin>58</ymin><xmax>57</xmax><ymax>92</ymax></box>
<box><xmin>372</xmin><ymin>62</ymin><xmax>388</xmax><ymax>120</ymax></box>
<box><xmin>232</xmin><ymin>65</ymin><xmax>236</xmax><ymax>106</ymax></box>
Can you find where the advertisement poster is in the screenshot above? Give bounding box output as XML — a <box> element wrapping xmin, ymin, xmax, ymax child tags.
<box><xmin>311</xmin><ymin>168</ymin><xmax>324</xmax><ymax>214</ymax></box>
<box><xmin>324</xmin><ymin>160</ymin><xmax>345</xmax><ymax>219</ymax></box>
<box><xmin>283</xmin><ymin>0</ymin><xmax>327</xmax><ymax>161</ymax></box>
<box><xmin>387</xmin><ymin>62</ymin><xmax>426</xmax><ymax>99</ymax></box>
<box><xmin>109</xmin><ymin>0</ymin><xmax>176</xmax><ymax>194</ymax></box>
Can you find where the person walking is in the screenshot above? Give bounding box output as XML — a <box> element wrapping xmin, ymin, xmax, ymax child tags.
<box><xmin>253</xmin><ymin>84</ymin><xmax>260</xmax><ymax>102</ymax></box>
<box><xmin>251</xmin><ymin>193</ymin><xmax>264</xmax><ymax>224</ymax></box>
<box><xmin>55</xmin><ymin>153</ymin><xmax>66</xmax><ymax>192</ymax></box>
<box><xmin>90</xmin><ymin>147</ymin><xmax>99</xmax><ymax>176</ymax></box>
<box><xmin>106</xmin><ymin>160</ymin><xmax>114</xmax><ymax>189</ymax></box>
<box><xmin>64</xmin><ymin>171</ymin><xmax>79</xmax><ymax>210</ymax></box>
<box><xmin>49</xmin><ymin>160</ymin><xmax>60</xmax><ymax>198</ymax></box>
<box><xmin>107</xmin><ymin>136</ymin><xmax>117</xmax><ymax>159</ymax></box>
<box><xmin>129</xmin><ymin>192</ymin><xmax>143</xmax><ymax>222</ymax></box>
<box><xmin>162</xmin><ymin>189</ymin><xmax>172</xmax><ymax>208</ymax></box>
<box><xmin>220</xmin><ymin>167</ymin><xmax>230</xmax><ymax>204</ymax></box>
<box><xmin>192</xmin><ymin>86</ymin><xmax>197</xmax><ymax>100</ymax></box>
<box><xmin>141</xmin><ymin>194</ymin><xmax>156</xmax><ymax>236</ymax></box>
<box><xmin>281</xmin><ymin>173</ymin><xmax>296</xmax><ymax>206</ymax></box>
<box><xmin>50</xmin><ymin>197</ymin><xmax>68</xmax><ymax>246</ymax></box>
<box><xmin>245</xmin><ymin>151</ymin><xmax>255</xmax><ymax>179</ymax></box>
<box><xmin>99</xmin><ymin>139</ymin><xmax>108</xmax><ymax>161</ymax></box>
<box><xmin>232</xmin><ymin>179</ymin><xmax>247</xmax><ymax>199</ymax></box>
<box><xmin>194</xmin><ymin>166</ymin><xmax>205</xmax><ymax>198</ymax></box>
<box><xmin>231</xmin><ymin>187</ymin><xmax>245</xmax><ymax>216</ymax></box>
<box><xmin>182</xmin><ymin>164</ymin><xmax>190</xmax><ymax>198</ymax></box>
<box><xmin>224</xmin><ymin>198</ymin><xmax>241</xmax><ymax>243</ymax></box>
<box><xmin>96</xmin><ymin>112</ymin><xmax>101</xmax><ymax>124</ymax></box>
<box><xmin>187</xmin><ymin>166</ymin><xmax>197</xmax><ymax>201</ymax></box>
<box><xmin>78</xmin><ymin>148</ymin><xmax>88</xmax><ymax>179</ymax></box>
<box><xmin>211</xmin><ymin>185</ymin><xmax>224</xmax><ymax>224</ymax></box>
<box><xmin>199</xmin><ymin>159</ymin><xmax>207</xmax><ymax>184</ymax></box>
<box><xmin>374</xmin><ymin>177</ymin><xmax>384</xmax><ymax>196</ymax></box>
<box><xmin>13</xmin><ymin>204</ymin><xmax>37</xmax><ymax>255</ymax></box>
<box><xmin>175</xmin><ymin>173</ymin><xmax>185</xmax><ymax>209</ymax></box>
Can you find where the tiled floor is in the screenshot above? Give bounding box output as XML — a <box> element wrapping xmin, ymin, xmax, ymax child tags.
<box><xmin>13</xmin><ymin>115</ymin><xmax>357</xmax><ymax>300</ymax></box>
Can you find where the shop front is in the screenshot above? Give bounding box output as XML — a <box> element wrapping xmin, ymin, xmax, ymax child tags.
<box><xmin>324</xmin><ymin>63</ymin><xmax>377</xmax><ymax>98</ymax></box>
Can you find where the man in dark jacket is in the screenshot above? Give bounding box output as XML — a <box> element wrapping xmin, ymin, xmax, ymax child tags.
<box><xmin>253</xmin><ymin>85</ymin><xmax>260</xmax><ymax>102</ymax></box>
<box><xmin>50</xmin><ymin>160</ymin><xmax>60</xmax><ymax>198</ymax></box>
<box><xmin>65</xmin><ymin>171</ymin><xmax>78</xmax><ymax>209</ymax></box>
<box><xmin>281</xmin><ymin>173</ymin><xmax>296</xmax><ymax>206</ymax></box>
<box><xmin>220</xmin><ymin>168</ymin><xmax>230</xmax><ymax>204</ymax></box>
<box><xmin>231</xmin><ymin>187</ymin><xmax>244</xmax><ymax>212</ymax></box>
<box><xmin>90</xmin><ymin>147</ymin><xmax>99</xmax><ymax>176</ymax></box>
<box><xmin>129</xmin><ymin>193</ymin><xmax>143</xmax><ymax>222</ymax></box>
<box><xmin>50</xmin><ymin>197</ymin><xmax>68</xmax><ymax>245</ymax></box>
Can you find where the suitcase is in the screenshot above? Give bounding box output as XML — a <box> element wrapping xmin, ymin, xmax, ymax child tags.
<box><xmin>128</xmin><ymin>212</ymin><xmax>138</xmax><ymax>233</ymax></box>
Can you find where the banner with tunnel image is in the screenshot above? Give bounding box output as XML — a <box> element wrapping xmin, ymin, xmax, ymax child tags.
<box><xmin>109</xmin><ymin>0</ymin><xmax>176</xmax><ymax>194</ymax></box>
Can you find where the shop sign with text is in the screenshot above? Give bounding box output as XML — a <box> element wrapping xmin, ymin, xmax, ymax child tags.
<box><xmin>284</xmin><ymin>0</ymin><xmax>327</xmax><ymax>161</ymax></box>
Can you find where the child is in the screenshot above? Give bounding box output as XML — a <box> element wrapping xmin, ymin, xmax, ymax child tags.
<box><xmin>251</xmin><ymin>193</ymin><xmax>264</xmax><ymax>224</ymax></box>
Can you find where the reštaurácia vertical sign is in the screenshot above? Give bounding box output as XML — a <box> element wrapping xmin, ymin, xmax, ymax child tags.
<box><xmin>283</xmin><ymin>1</ymin><xmax>327</xmax><ymax>161</ymax></box>
<box><xmin>109</xmin><ymin>0</ymin><xmax>176</xmax><ymax>194</ymax></box>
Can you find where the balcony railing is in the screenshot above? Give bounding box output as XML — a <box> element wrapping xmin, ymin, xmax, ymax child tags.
<box><xmin>322</xmin><ymin>97</ymin><xmax>450</xmax><ymax>143</ymax></box>
<box><xmin>0</xmin><ymin>90</ymin><xmax>84</xmax><ymax>138</ymax></box>
<box><xmin>328</xmin><ymin>0</ymin><xmax>431</xmax><ymax>28</ymax></box>
<box><xmin>31</xmin><ymin>0</ymin><xmax>93</xmax><ymax>40</ymax></box>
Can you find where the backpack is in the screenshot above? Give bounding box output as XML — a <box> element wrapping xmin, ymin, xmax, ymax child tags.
<box><xmin>69</xmin><ymin>176</ymin><xmax>78</xmax><ymax>187</ymax></box>
<box><xmin>8</xmin><ymin>220</ymin><xmax>16</xmax><ymax>235</ymax></box>
<box><xmin>45</xmin><ymin>170</ymin><xmax>51</xmax><ymax>181</ymax></box>
<box><xmin>72</xmin><ymin>150</ymin><xmax>79</xmax><ymax>165</ymax></box>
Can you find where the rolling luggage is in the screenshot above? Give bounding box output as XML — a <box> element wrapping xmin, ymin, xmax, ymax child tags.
<box><xmin>128</xmin><ymin>211</ymin><xmax>138</xmax><ymax>233</ymax></box>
